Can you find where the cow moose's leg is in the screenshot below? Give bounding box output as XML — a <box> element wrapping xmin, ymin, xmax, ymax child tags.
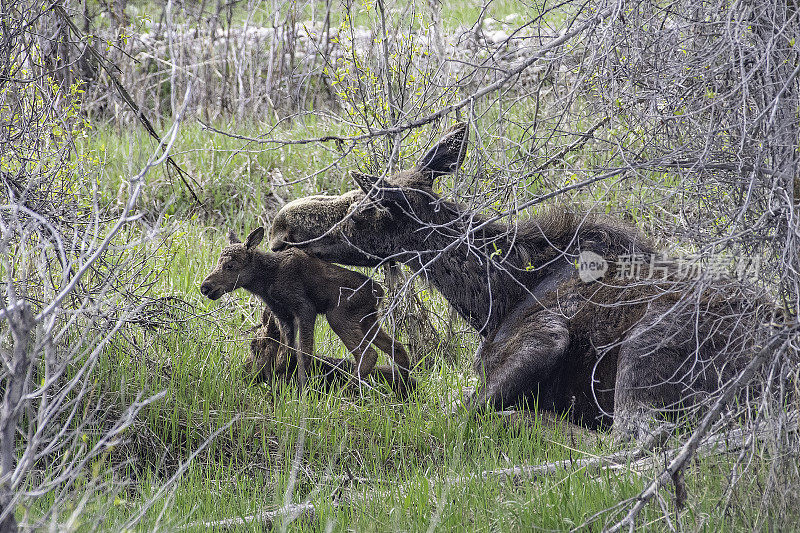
<box><xmin>470</xmin><ymin>309</ymin><xmax>570</xmax><ymax>411</ymax></box>
<box><xmin>612</xmin><ymin>311</ymin><xmax>696</xmax><ymax>442</ymax></box>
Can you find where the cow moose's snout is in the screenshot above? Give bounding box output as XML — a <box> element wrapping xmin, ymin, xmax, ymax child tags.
<box><xmin>270</xmin><ymin>238</ymin><xmax>287</xmax><ymax>252</ymax></box>
<box><xmin>200</xmin><ymin>280</ymin><xmax>216</xmax><ymax>299</ymax></box>
<box><xmin>199</xmin><ymin>281</ymin><xmax>210</xmax><ymax>296</ymax></box>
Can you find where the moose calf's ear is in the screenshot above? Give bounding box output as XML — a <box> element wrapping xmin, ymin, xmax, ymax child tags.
<box><xmin>228</xmin><ymin>230</ymin><xmax>241</xmax><ymax>244</ymax></box>
<box><xmin>245</xmin><ymin>227</ymin><xmax>266</xmax><ymax>249</ymax></box>
<box><xmin>416</xmin><ymin>122</ymin><xmax>469</xmax><ymax>178</ymax></box>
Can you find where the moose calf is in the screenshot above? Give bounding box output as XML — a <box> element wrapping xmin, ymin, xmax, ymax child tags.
<box><xmin>200</xmin><ymin>227</ymin><xmax>413</xmax><ymax>395</ymax></box>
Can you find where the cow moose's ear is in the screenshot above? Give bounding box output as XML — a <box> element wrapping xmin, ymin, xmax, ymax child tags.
<box><xmin>351</xmin><ymin>170</ymin><xmax>405</xmax><ymax>211</ymax></box>
<box><xmin>416</xmin><ymin>122</ymin><xmax>469</xmax><ymax>179</ymax></box>
<box><xmin>228</xmin><ymin>230</ymin><xmax>241</xmax><ymax>244</ymax></box>
<box><xmin>375</xmin><ymin>185</ymin><xmax>407</xmax><ymax>208</ymax></box>
<box><xmin>245</xmin><ymin>227</ymin><xmax>265</xmax><ymax>249</ymax></box>
<box><xmin>351</xmin><ymin>171</ymin><xmax>379</xmax><ymax>195</ymax></box>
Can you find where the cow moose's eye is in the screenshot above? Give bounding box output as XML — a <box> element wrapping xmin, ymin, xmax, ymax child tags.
<box><xmin>224</xmin><ymin>262</ymin><xmax>236</xmax><ymax>271</ymax></box>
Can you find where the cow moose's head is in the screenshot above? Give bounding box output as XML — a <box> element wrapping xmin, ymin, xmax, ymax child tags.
<box><xmin>268</xmin><ymin>122</ymin><xmax>469</xmax><ymax>266</ymax></box>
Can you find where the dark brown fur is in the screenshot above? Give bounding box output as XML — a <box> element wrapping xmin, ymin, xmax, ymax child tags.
<box><xmin>269</xmin><ymin>123</ymin><xmax>763</xmax><ymax>440</ymax></box>
<box><xmin>200</xmin><ymin>228</ymin><xmax>413</xmax><ymax>395</ymax></box>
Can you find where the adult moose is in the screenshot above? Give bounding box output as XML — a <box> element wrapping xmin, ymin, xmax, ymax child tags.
<box><xmin>269</xmin><ymin>123</ymin><xmax>761</xmax><ymax>441</ymax></box>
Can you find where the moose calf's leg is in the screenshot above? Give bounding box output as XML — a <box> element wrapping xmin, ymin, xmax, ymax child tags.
<box><xmin>295</xmin><ymin>311</ymin><xmax>318</xmax><ymax>390</ymax></box>
<box><xmin>361</xmin><ymin>318</ymin><xmax>414</xmax><ymax>397</ymax></box>
<box><xmin>326</xmin><ymin>313</ymin><xmax>379</xmax><ymax>386</ymax></box>
<box><xmin>361</xmin><ymin>316</ymin><xmax>411</xmax><ymax>375</ymax></box>
<box><xmin>276</xmin><ymin>316</ymin><xmax>304</xmax><ymax>387</ymax></box>
<box><xmin>470</xmin><ymin>309</ymin><xmax>570</xmax><ymax>411</ymax></box>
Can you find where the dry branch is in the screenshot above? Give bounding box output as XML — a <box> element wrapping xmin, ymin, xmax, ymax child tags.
<box><xmin>182</xmin><ymin>502</ymin><xmax>317</xmax><ymax>531</ymax></box>
<box><xmin>51</xmin><ymin>1</ymin><xmax>200</xmax><ymax>204</ymax></box>
<box><xmin>197</xmin><ymin>6</ymin><xmax>614</xmax><ymax>147</ymax></box>
<box><xmin>607</xmin><ymin>332</ymin><xmax>794</xmax><ymax>532</ymax></box>
<box><xmin>335</xmin><ymin>409</ymin><xmax>799</xmax><ymax>521</ymax></box>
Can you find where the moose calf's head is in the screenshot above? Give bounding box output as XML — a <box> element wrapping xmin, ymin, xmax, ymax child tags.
<box><xmin>268</xmin><ymin>122</ymin><xmax>469</xmax><ymax>265</ymax></box>
<box><xmin>200</xmin><ymin>227</ymin><xmax>265</xmax><ymax>300</ymax></box>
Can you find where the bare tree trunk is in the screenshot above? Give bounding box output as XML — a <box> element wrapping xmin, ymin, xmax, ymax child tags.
<box><xmin>166</xmin><ymin>0</ymin><xmax>178</xmax><ymax>118</ymax></box>
<box><xmin>0</xmin><ymin>0</ymin><xmax>11</xmax><ymax>91</ymax></box>
<box><xmin>376</xmin><ymin>0</ymin><xmax>400</xmax><ymax>172</ymax></box>
<box><xmin>426</xmin><ymin>0</ymin><xmax>445</xmax><ymax>61</ymax></box>
<box><xmin>0</xmin><ymin>303</ymin><xmax>33</xmax><ymax>533</ymax></box>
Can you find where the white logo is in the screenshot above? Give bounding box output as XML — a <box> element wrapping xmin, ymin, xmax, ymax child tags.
<box><xmin>578</xmin><ymin>251</ymin><xmax>608</xmax><ymax>283</ymax></box>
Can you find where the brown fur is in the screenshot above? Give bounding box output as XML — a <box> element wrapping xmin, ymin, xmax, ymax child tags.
<box><xmin>245</xmin><ymin>308</ymin><xmax>415</xmax><ymax>395</ymax></box>
<box><xmin>200</xmin><ymin>227</ymin><xmax>413</xmax><ymax>396</ymax></box>
<box><xmin>269</xmin><ymin>123</ymin><xmax>764</xmax><ymax>440</ymax></box>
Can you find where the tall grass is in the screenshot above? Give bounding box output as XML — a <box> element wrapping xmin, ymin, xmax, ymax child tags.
<box><xmin>20</xmin><ymin>117</ymin><xmax>781</xmax><ymax>530</ymax></box>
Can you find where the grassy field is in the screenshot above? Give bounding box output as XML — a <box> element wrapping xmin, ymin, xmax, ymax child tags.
<box><xmin>123</xmin><ymin>0</ymin><xmax>553</xmax><ymax>32</ymax></box>
<box><xmin>19</xmin><ymin>114</ymin><xmax>776</xmax><ymax>531</ymax></box>
<box><xmin>11</xmin><ymin>1</ymin><xmax>798</xmax><ymax>529</ymax></box>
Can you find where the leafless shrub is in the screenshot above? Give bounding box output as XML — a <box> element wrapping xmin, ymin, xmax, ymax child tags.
<box><xmin>0</xmin><ymin>2</ymin><xmax>206</xmax><ymax>530</ymax></box>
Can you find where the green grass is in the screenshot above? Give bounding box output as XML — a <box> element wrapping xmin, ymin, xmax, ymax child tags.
<box><xmin>123</xmin><ymin>0</ymin><xmax>555</xmax><ymax>34</ymax></box>
<box><xmin>8</xmin><ymin>0</ymin><xmax>798</xmax><ymax>528</ymax></box>
<box><xmin>21</xmin><ymin>55</ymin><xmax>794</xmax><ymax>528</ymax></box>
<box><xmin>81</xmin><ymin>115</ymin><xmax>357</xmax><ymax>221</ymax></box>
